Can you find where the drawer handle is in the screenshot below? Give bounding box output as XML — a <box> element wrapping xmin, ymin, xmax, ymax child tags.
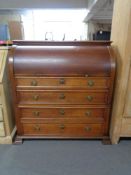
<box><xmin>86</xmin><ymin>95</ymin><xmax>93</xmax><ymax>102</ymax></box>
<box><xmin>59</xmin><ymin>78</ymin><xmax>65</xmax><ymax>84</ymax></box>
<box><xmin>33</xmin><ymin>95</ymin><xmax>39</xmax><ymax>100</ymax></box>
<box><xmin>85</xmin><ymin>74</ymin><xmax>89</xmax><ymax>77</ymax></box>
<box><xmin>33</xmin><ymin>125</ymin><xmax>41</xmax><ymax>131</ymax></box>
<box><xmin>85</xmin><ymin>126</ymin><xmax>92</xmax><ymax>132</ymax></box>
<box><xmin>59</xmin><ymin>124</ymin><xmax>65</xmax><ymax>130</ymax></box>
<box><xmin>88</xmin><ymin>80</ymin><xmax>94</xmax><ymax>87</ymax></box>
<box><xmin>85</xmin><ymin>111</ymin><xmax>91</xmax><ymax>117</ymax></box>
<box><xmin>33</xmin><ymin>111</ymin><xmax>40</xmax><ymax>116</ymax></box>
<box><xmin>59</xmin><ymin>109</ymin><xmax>65</xmax><ymax>115</ymax></box>
<box><xmin>31</xmin><ymin>80</ymin><xmax>38</xmax><ymax>86</ymax></box>
<box><xmin>59</xmin><ymin>93</ymin><xmax>65</xmax><ymax>99</ymax></box>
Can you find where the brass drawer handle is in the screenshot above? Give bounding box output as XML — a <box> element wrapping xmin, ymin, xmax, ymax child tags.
<box><xmin>88</xmin><ymin>80</ymin><xmax>94</xmax><ymax>87</ymax></box>
<box><xmin>59</xmin><ymin>109</ymin><xmax>65</xmax><ymax>115</ymax></box>
<box><xmin>86</xmin><ymin>95</ymin><xmax>93</xmax><ymax>102</ymax></box>
<box><xmin>33</xmin><ymin>95</ymin><xmax>39</xmax><ymax>100</ymax></box>
<box><xmin>59</xmin><ymin>124</ymin><xmax>65</xmax><ymax>130</ymax></box>
<box><xmin>59</xmin><ymin>93</ymin><xmax>65</xmax><ymax>99</ymax></box>
<box><xmin>31</xmin><ymin>80</ymin><xmax>38</xmax><ymax>86</ymax></box>
<box><xmin>33</xmin><ymin>125</ymin><xmax>41</xmax><ymax>131</ymax></box>
<box><xmin>85</xmin><ymin>126</ymin><xmax>92</xmax><ymax>132</ymax></box>
<box><xmin>85</xmin><ymin>111</ymin><xmax>91</xmax><ymax>117</ymax></box>
<box><xmin>33</xmin><ymin>111</ymin><xmax>40</xmax><ymax>116</ymax></box>
<box><xmin>59</xmin><ymin>78</ymin><xmax>65</xmax><ymax>84</ymax></box>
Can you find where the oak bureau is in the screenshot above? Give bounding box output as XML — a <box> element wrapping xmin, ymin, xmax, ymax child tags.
<box><xmin>8</xmin><ymin>41</ymin><xmax>116</xmax><ymax>144</ymax></box>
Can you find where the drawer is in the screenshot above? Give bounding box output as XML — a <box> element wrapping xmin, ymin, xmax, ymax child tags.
<box><xmin>16</xmin><ymin>77</ymin><xmax>110</xmax><ymax>89</ymax></box>
<box><xmin>18</xmin><ymin>90</ymin><xmax>108</xmax><ymax>105</ymax></box>
<box><xmin>0</xmin><ymin>122</ymin><xmax>5</xmax><ymax>137</ymax></box>
<box><xmin>0</xmin><ymin>107</ymin><xmax>3</xmax><ymax>121</ymax></box>
<box><xmin>20</xmin><ymin>107</ymin><xmax>106</xmax><ymax>119</ymax></box>
<box><xmin>22</xmin><ymin>123</ymin><xmax>103</xmax><ymax>137</ymax></box>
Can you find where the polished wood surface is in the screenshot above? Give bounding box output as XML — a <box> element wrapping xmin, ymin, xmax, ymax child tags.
<box><xmin>16</xmin><ymin>77</ymin><xmax>110</xmax><ymax>89</ymax></box>
<box><xmin>22</xmin><ymin>123</ymin><xmax>103</xmax><ymax>137</ymax></box>
<box><xmin>8</xmin><ymin>41</ymin><xmax>116</xmax><ymax>143</ymax></box>
<box><xmin>17</xmin><ymin>90</ymin><xmax>108</xmax><ymax>105</ymax></box>
<box><xmin>13</xmin><ymin>46</ymin><xmax>111</xmax><ymax>76</ymax></box>
<box><xmin>19</xmin><ymin>107</ymin><xmax>106</xmax><ymax>119</ymax></box>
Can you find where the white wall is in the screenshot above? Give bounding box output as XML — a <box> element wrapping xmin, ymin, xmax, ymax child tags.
<box><xmin>0</xmin><ymin>0</ymin><xmax>88</xmax><ymax>9</ymax></box>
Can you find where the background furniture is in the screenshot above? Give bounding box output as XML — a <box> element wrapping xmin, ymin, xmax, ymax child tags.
<box><xmin>0</xmin><ymin>47</ymin><xmax>15</xmax><ymax>144</ymax></box>
<box><xmin>0</xmin><ymin>24</ymin><xmax>9</xmax><ymax>40</ymax></box>
<box><xmin>110</xmin><ymin>0</ymin><xmax>131</xmax><ymax>144</ymax></box>
<box><xmin>9</xmin><ymin>41</ymin><xmax>116</xmax><ymax>144</ymax></box>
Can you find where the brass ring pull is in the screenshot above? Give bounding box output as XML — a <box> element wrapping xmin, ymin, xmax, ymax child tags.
<box><xmin>85</xmin><ymin>111</ymin><xmax>91</xmax><ymax>117</ymax></box>
<box><xmin>33</xmin><ymin>111</ymin><xmax>40</xmax><ymax>116</ymax></box>
<box><xmin>85</xmin><ymin>126</ymin><xmax>92</xmax><ymax>132</ymax></box>
<box><xmin>59</xmin><ymin>78</ymin><xmax>65</xmax><ymax>84</ymax></box>
<box><xmin>88</xmin><ymin>80</ymin><xmax>94</xmax><ymax>87</ymax></box>
<box><xmin>86</xmin><ymin>95</ymin><xmax>93</xmax><ymax>102</ymax></box>
<box><xmin>59</xmin><ymin>93</ymin><xmax>65</xmax><ymax>99</ymax></box>
<box><xmin>33</xmin><ymin>125</ymin><xmax>41</xmax><ymax>131</ymax></box>
<box><xmin>85</xmin><ymin>74</ymin><xmax>89</xmax><ymax>77</ymax></box>
<box><xmin>33</xmin><ymin>95</ymin><xmax>39</xmax><ymax>101</ymax></box>
<box><xmin>31</xmin><ymin>80</ymin><xmax>38</xmax><ymax>86</ymax></box>
<box><xmin>59</xmin><ymin>109</ymin><xmax>65</xmax><ymax>115</ymax></box>
<box><xmin>59</xmin><ymin>124</ymin><xmax>65</xmax><ymax>130</ymax></box>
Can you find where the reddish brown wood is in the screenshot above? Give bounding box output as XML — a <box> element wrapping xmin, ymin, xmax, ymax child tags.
<box><xmin>13</xmin><ymin>45</ymin><xmax>111</xmax><ymax>76</ymax></box>
<box><xmin>19</xmin><ymin>107</ymin><xmax>106</xmax><ymax>119</ymax></box>
<box><xmin>22</xmin><ymin>123</ymin><xmax>103</xmax><ymax>137</ymax></box>
<box><xmin>17</xmin><ymin>90</ymin><xmax>108</xmax><ymax>105</ymax></box>
<box><xmin>8</xmin><ymin>41</ymin><xmax>116</xmax><ymax>143</ymax></box>
<box><xmin>16</xmin><ymin>77</ymin><xmax>110</xmax><ymax>90</ymax></box>
<box><xmin>13</xmin><ymin>40</ymin><xmax>112</xmax><ymax>46</ymax></box>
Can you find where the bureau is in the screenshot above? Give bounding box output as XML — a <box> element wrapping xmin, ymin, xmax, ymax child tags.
<box><xmin>8</xmin><ymin>41</ymin><xmax>116</xmax><ymax>144</ymax></box>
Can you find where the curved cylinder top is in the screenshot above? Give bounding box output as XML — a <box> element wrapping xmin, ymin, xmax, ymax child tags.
<box><xmin>12</xmin><ymin>41</ymin><xmax>113</xmax><ymax>76</ymax></box>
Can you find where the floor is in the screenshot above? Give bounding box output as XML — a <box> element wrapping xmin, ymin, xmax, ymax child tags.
<box><xmin>0</xmin><ymin>140</ymin><xmax>131</xmax><ymax>175</ymax></box>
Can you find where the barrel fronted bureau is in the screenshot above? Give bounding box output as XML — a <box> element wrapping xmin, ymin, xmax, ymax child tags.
<box><xmin>8</xmin><ymin>41</ymin><xmax>116</xmax><ymax>144</ymax></box>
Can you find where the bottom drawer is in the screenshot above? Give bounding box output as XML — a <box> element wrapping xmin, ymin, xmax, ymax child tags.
<box><xmin>22</xmin><ymin>123</ymin><xmax>103</xmax><ymax>137</ymax></box>
<box><xmin>0</xmin><ymin>122</ymin><xmax>5</xmax><ymax>137</ymax></box>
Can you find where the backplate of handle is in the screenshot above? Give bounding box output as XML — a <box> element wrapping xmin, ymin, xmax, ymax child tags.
<box><xmin>31</xmin><ymin>80</ymin><xmax>38</xmax><ymax>86</ymax></box>
<box><xmin>59</xmin><ymin>93</ymin><xmax>65</xmax><ymax>99</ymax></box>
<box><xmin>59</xmin><ymin>78</ymin><xmax>65</xmax><ymax>84</ymax></box>
<box><xmin>33</xmin><ymin>95</ymin><xmax>39</xmax><ymax>100</ymax></box>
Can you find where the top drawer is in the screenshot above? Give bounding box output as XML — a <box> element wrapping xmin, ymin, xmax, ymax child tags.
<box><xmin>16</xmin><ymin>77</ymin><xmax>110</xmax><ymax>89</ymax></box>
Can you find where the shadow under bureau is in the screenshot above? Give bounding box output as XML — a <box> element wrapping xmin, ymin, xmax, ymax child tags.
<box><xmin>8</xmin><ymin>41</ymin><xmax>116</xmax><ymax>144</ymax></box>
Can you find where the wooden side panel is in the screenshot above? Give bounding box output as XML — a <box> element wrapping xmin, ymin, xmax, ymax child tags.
<box><xmin>110</xmin><ymin>0</ymin><xmax>131</xmax><ymax>144</ymax></box>
<box><xmin>121</xmin><ymin>118</ymin><xmax>131</xmax><ymax>136</ymax></box>
<box><xmin>123</xmin><ymin>64</ymin><xmax>131</xmax><ymax>117</ymax></box>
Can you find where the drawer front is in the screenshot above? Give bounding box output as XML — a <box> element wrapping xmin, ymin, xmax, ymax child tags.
<box><xmin>18</xmin><ymin>91</ymin><xmax>108</xmax><ymax>105</ymax></box>
<box><xmin>16</xmin><ymin>77</ymin><xmax>110</xmax><ymax>89</ymax></box>
<box><xmin>0</xmin><ymin>108</ymin><xmax>3</xmax><ymax>121</ymax></box>
<box><xmin>0</xmin><ymin>122</ymin><xmax>5</xmax><ymax>137</ymax></box>
<box><xmin>20</xmin><ymin>107</ymin><xmax>105</xmax><ymax>119</ymax></box>
<box><xmin>22</xmin><ymin>123</ymin><xmax>103</xmax><ymax>137</ymax></box>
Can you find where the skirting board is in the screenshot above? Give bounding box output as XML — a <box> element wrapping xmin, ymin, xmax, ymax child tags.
<box><xmin>0</xmin><ymin>126</ymin><xmax>16</xmax><ymax>144</ymax></box>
